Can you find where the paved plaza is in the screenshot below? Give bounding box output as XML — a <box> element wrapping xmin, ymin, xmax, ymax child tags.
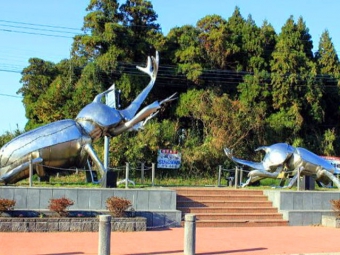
<box><xmin>1</xmin><ymin>226</ymin><xmax>340</xmax><ymax>255</ymax></box>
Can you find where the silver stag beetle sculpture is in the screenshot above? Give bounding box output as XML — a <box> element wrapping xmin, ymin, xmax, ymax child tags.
<box><xmin>224</xmin><ymin>143</ymin><xmax>340</xmax><ymax>189</ymax></box>
<box><xmin>0</xmin><ymin>51</ymin><xmax>176</xmax><ymax>185</ymax></box>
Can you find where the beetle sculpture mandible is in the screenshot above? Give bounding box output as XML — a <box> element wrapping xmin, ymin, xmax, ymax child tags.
<box><xmin>0</xmin><ymin>51</ymin><xmax>176</xmax><ymax>185</ymax></box>
<box><xmin>224</xmin><ymin>143</ymin><xmax>340</xmax><ymax>189</ymax></box>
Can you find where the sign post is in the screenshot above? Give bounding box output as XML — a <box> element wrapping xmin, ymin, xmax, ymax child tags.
<box><xmin>103</xmin><ymin>84</ymin><xmax>117</xmax><ymax>187</ymax></box>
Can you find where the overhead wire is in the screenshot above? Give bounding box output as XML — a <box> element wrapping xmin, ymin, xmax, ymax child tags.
<box><xmin>1</xmin><ymin>19</ymin><xmax>340</xmax><ymax>98</ymax></box>
<box><xmin>0</xmin><ymin>19</ymin><xmax>81</xmax><ymax>31</ymax></box>
<box><xmin>0</xmin><ymin>28</ymin><xmax>74</xmax><ymax>39</ymax></box>
<box><xmin>0</xmin><ymin>19</ymin><xmax>85</xmax><ymax>73</ymax></box>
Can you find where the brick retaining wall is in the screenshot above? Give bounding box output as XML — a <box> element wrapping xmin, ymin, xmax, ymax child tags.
<box><xmin>0</xmin><ymin>217</ymin><xmax>147</xmax><ymax>232</ymax></box>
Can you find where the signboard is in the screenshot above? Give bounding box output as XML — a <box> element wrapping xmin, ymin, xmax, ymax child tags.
<box><xmin>157</xmin><ymin>149</ymin><xmax>181</xmax><ymax>169</ymax></box>
<box><xmin>105</xmin><ymin>84</ymin><xmax>120</xmax><ymax>108</ymax></box>
<box><xmin>105</xmin><ymin>89</ymin><xmax>116</xmax><ymax>108</ymax></box>
<box><xmin>320</xmin><ymin>156</ymin><xmax>340</xmax><ymax>174</ymax></box>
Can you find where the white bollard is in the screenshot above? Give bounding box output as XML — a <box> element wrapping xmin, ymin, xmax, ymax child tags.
<box><xmin>141</xmin><ymin>162</ymin><xmax>145</xmax><ymax>184</ymax></box>
<box><xmin>217</xmin><ymin>165</ymin><xmax>222</xmax><ymax>187</ymax></box>
<box><xmin>152</xmin><ymin>163</ymin><xmax>155</xmax><ymax>186</ymax></box>
<box><xmin>125</xmin><ymin>162</ymin><xmax>129</xmax><ymax>189</ymax></box>
<box><xmin>184</xmin><ymin>214</ymin><xmax>196</xmax><ymax>255</ymax></box>
<box><xmin>98</xmin><ymin>215</ymin><xmax>111</xmax><ymax>255</ymax></box>
<box><xmin>234</xmin><ymin>167</ymin><xmax>239</xmax><ymax>189</ymax></box>
<box><xmin>29</xmin><ymin>156</ymin><xmax>33</xmax><ymax>187</ymax></box>
<box><xmin>239</xmin><ymin>168</ymin><xmax>243</xmax><ymax>185</ymax></box>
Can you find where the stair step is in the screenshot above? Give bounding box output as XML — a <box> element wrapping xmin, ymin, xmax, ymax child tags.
<box><xmin>193</xmin><ymin>213</ymin><xmax>284</xmax><ymax>220</ymax></box>
<box><xmin>177</xmin><ymin>201</ymin><xmax>273</xmax><ymax>207</ymax></box>
<box><xmin>178</xmin><ymin>207</ymin><xmax>279</xmax><ymax>213</ymax></box>
<box><xmin>174</xmin><ymin>188</ymin><xmax>264</xmax><ymax>196</ymax></box>
<box><xmin>177</xmin><ymin>194</ymin><xmax>269</xmax><ymax>202</ymax></box>
<box><xmin>194</xmin><ymin>219</ymin><xmax>289</xmax><ymax>227</ymax></box>
<box><xmin>175</xmin><ymin>188</ymin><xmax>287</xmax><ymax>227</ymax></box>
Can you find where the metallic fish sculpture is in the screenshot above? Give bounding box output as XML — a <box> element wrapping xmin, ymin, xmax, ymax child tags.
<box><xmin>0</xmin><ymin>51</ymin><xmax>176</xmax><ymax>185</ymax></box>
<box><xmin>224</xmin><ymin>143</ymin><xmax>340</xmax><ymax>189</ymax></box>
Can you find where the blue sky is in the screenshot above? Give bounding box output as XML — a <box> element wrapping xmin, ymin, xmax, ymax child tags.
<box><xmin>0</xmin><ymin>0</ymin><xmax>339</xmax><ymax>134</ymax></box>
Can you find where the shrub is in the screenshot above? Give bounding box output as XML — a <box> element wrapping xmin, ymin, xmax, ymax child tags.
<box><xmin>0</xmin><ymin>198</ymin><xmax>16</xmax><ymax>216</ymax></box>
<box><xmin>48</xmin><ymin>197</ymin><xmax>74</xmax><ymax>217</ymax></box>
<box><xmin>330</xmin><ymin>199</ymin><xmax>340</xmax><ymax>217</ymax></box>
<box><xmin>106</xmin><ymin>196</ymin><xmax>132</xmax><ymax>217</ymax></box>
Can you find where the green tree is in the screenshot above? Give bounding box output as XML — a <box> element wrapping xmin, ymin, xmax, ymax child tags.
<box><xmin>236</xmin><ymin>20</ymin><xmax>276</xmax><ymax>144</ymax></box>
<box><xmin>237</xmin><ymin>71</ymin><xmax>271</xmax><ymax>144</ymax></box>
<box><xmin>72</xmin><ymin>0</ymin><xmax>162</xmax><ymax>107</ymax></box>
<box><xmin>119</xmin><ymin>0</ymin><xmax>161</xmax><ymax>60</ymax></box>
<box><xmin>18</xmin><ymin>58</ymin><xmax>59</xmax><ymax>129</ymax></box>
<box><xmin>175</xmin><ymin>89</ymin><xmax>264</xmax><ymax>175</ymax></box>
<box><xmin>165</xmin><ymin>25</ymin><xmax>204</xmax><ymax>84</ymax></box>
<box><xmin>315</xmin><ymin>30</ymin><xmax>340</xmax><ymax>126</ymax></box>
<box><xmin>196</xmin><ymin>15</ymin><xmax>229</xmax><ymax>70</ymax></box>
<box><xmin>269</xmin><ymin>16</ymin><xmax>322</xmax><ymax>144</ymax></box>
<box><xmin>108</xmin><ymin>119</ymin><xmax>176</xmax><ymax>167</ymax></box>
<box><xmin>321</xmin><ymin>128</ymin><xmax>336</xmax><ymax>156</ymax></box>
<box><xmin>0</xmin><ymin>127</ymin><xmax>23</xmax><ymax>148</ymax></box>
<box><xmin>223</xmin><ymin>7</ymin><xmax>274</xmax><ymax>72</ymax></box>
<box><xmin>316</xmin><ymin>30</ymin><xmax>340</xmax><ymax>76</ymax></box>
<box><xmin>315</xmin><ymin>30</ymin><xmax>340</xmax><ymax>154</ymax></box>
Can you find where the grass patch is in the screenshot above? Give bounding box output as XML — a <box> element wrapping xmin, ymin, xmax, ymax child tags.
<box><xmin>5</xmin><ymin>171</ymin><xmax>339</xmax><ymax>191</ymax></box>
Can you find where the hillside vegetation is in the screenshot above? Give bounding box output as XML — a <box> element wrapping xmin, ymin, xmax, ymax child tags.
<box><xmin>2</xmin><ymin>1</ymin><xmax>340</xmax><ymax>178</ymax></box>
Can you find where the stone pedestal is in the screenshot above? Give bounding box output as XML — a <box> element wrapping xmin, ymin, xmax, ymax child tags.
<box><xmin>321</xmin><ymin>215</ymin><xmax>340</xmax><ymax>228</ymax></box>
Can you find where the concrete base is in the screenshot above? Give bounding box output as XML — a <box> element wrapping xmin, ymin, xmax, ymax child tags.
<box><xmin>0</xmin><ymin>186</ymin><xmax>182</xmax><ymax>229</ymax></box>
<box><xmin>264</xmin><ymin>190</ymin><xmax>340</xmax><ymax>226</ymax></box>
<box><xmin>322</xmin><ymin>215</ymin><xmax>340</xmax><ymax>228</ymax></box>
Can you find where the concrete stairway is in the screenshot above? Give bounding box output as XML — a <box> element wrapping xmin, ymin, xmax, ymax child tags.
<box><xmin>174</xmin><ymin>188</ymin><xmax>289</xmax><ymax>227</ymax></box>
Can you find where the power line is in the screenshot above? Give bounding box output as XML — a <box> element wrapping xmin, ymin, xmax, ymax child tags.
<box><xmin>0</xmin><ymin>28</ymin><xmax>75</xmax><ymax>39</ymax></box>
<box><xmin>0</xmin><ymin>19</ymin><xmax>81</xmax><ymax>31</ymax></box>
<box><xmin>0</xmin><ymin>24</ymin><xmax>79</xmax><ymax>36</ymax></box>
<box><xmin>0</xmin><ymin>68</ymin><xmax>21</xmax><ymax>73</ymax></box>
<box><xmin>0</xmin><ymin>93</ymin><xmax>22</xmax><ymax>98</ymax></box>
<box><xmin>0</xmin><ymin>19</ymin><xmax>85</xmax><ymax>39</ymax></box>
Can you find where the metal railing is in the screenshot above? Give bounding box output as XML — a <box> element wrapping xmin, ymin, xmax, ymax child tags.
<box><xmin>217</xmin><ymin>165</ymin><xmax>250</xmax><ymax>188</ymax></box>
<box><xmin>115</xmin><ymin>162</ymin><xmax>156</xmax><ymax>189</ymax></box>
<box><xmin>26</xmin><ymin>161</ymin><xmax>157</xmax><ymax>188</ymax></box>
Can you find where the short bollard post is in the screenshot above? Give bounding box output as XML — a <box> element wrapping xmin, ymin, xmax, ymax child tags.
<box><xmin>151</xmin><ymin>163</ymin><xmax>155</xmax><ymax>186</ymax></box>
<box><xmin>234</xmin><ymin>167</ymin><xmax>239</xmax><ymax>189</ymax></box>
<box><xmin>141</xmin><ymin>162</ymin><xmax>145</xmax><ymax>184</ymax></box>
<box><xmin>29</xmin><ymin>156</ymin><xmax>33</xmax><ymax>187</ymax></box>
<box><xmin>239</xmin><ymin>168</ymin><xmax>243</xmax><ymax>186</ymax></box>
<box><xmin>125</xmin><ymin>162</ymin><xmax>130</xmax><ymax>189</ymax></box>
<box><xmin>184</xmin><ymin>214</ymin><xmax>196</xmax><ymax>255</ymax></box>
<box><xmin>217</xmin><ymin>165</ymin><xmax>222</xmax><ymax>187</ymax></box>
<box><xmin>98</xmin><ymin>215</ymin><xmax>111</xmax><ymax>255</ymax></box>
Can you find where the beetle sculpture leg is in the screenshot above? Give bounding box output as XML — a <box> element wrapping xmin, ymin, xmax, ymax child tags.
<box><xmin>286</xmin><ymin>166</ymin><xmax>304</xmax><ymax>188</ymax></box>
<box><xmin>286</xmin><ymin>175</ymin><xmax>298</xmax><ymax>188</ymax></box>
<box><xmin>285</xmin><ymin>166</ymin><xmax>322</xmax><ymax>189</ymax></box>
<box><xmin>317</xmin><ymin>169</ymin><xmax>340</xmax><ymax>189</ymax></box>
<box><xmin>0</xmin><ymin>157</ymin><xmax>43</xmax><ymax>184</ymax></box>
<box><xmin>278</xmin><ymin>172</ymin><xmax>291</xmax><ymax>187</ymax></box>
<box><xmin>243</xmin><ymin>165</ymin><xmax>283</xmax><ymax>187</ymax></box>
<box><xmin>242</xmin><ymin>174</ymin><xmax>265</xmax><ymax>187</ymax></box>
<box><xmin>83</xmin><ymin>144</ymin><xmax>107</xmax><ymax>186</ymax></box>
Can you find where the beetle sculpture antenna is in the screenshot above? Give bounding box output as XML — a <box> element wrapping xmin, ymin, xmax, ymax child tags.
<box><xmin>0</xmin><ymin>51</ymin><xmax>175</xmax><ymax>186</ymax></box>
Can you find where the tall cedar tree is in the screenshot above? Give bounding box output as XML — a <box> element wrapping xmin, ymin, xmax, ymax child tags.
<box><xmin>269</xmin><ymin>16</ymin><xmax>323</xmax><ymax>148</ymax></box>
<box><xmin>315</xmin><ymin>30</ymin><xmax>340</xmax><ymax>154</ymax></box>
